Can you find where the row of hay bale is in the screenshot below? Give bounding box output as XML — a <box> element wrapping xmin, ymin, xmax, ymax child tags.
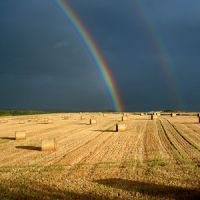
<box><xmin>81</xmin><ymin>112</ymin><xmax>200</xmax><ymax>128</ymax></box>
<box><xmin>15</xmin><ymin>131</ymin><xmax>56</xmax><ymax>151</ymax></box>
<box><xmin>14</xmin><ymin>114</ymin><xmax>127</xmax><ymax>152</ymax></box>
<box><xmin>151</xmin><ymin>112</ymin><xmax>176</xmax><ymax>120</ymax></box>
<box><xmin>10</xmin><ymin>112</ymin><xmax>200</xmax><ymax>153</ymax></box>
<box><xmin>82</xmin><ymin>116</ymin><xmax>127</xmax><ymax>132</ymax></box>
<box><xmin>3</xmin><ymin>117</ymin><xmax>56</xmax><ymax>125</ymax></box>
<box><xmin>150</xmin><ymin>113</ymin><xmax>200</xmax><ymax>123</ymax></box>
<box><xmin>0</xmin><ymin>119</ymin><xmax>8</xmax><ymax>123</ymax></box>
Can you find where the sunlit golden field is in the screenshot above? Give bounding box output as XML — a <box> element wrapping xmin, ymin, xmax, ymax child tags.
<box><xmin>0</xmin><ymin>113</ymin><xmax>200</xmax><ymax>199</ymax></box>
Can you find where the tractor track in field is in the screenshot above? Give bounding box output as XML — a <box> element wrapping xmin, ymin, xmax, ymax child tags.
<box><xmin>183</xmin><ymin>123</ymin><xmax>200</xmax><ymax>137</ymax></box>
<box><xmin>82</xmin><ymin>122</ymin><xmax>140</xmax><ymax>179</ymax></box>
<box><xmin>117</xmin><ymin>121</ymin><xmax>148</xmax><ymax>178</ymax></box>
<box><xmin>167</xmin><ymin>120</ymin><xmax>200</xmax><ymax>153</ymax></box>
<box><xmin>158</xmin><ymin>120</ymin><xmax>184</xmax><ymax>164</ymax></box>
<box><xmin>44</xmin><ymin>121</ymin><xmax>115</xmax><ymax>165</ymax></box>
<box><xmin>171</xmin><ymin>123</ymin><xmax>200</xmax><ymax>148</ymax></box>
<box><xmin>82</xmin><ymin>132</ymin><xmax>118</xmax><ymax>179</ymax></box>
<box><xmin>60</xmin><ymin>121</ymin><xmax>146</xmax><ymax>179</ymax></box>
<box><xmin>161</xmin><ymin>119</ymin><xmax>200</xmax><ymax>164</ymax></box>
<box><xmin>64</xmin><ymin>131</ymin><xmax>116</xmax><ymax>178</ymax></box>
<box><xmin>143</xmin><ymin>120</ymin><xmax>168</xmax><ymax>161</ymax></box>
<box><xmin>153</xmin><ymin>120</ymin><xmax>170</xmax><ymax>159</ymax></box>
<box><xmin>48</xmin><ymin>131</ymin><xmax>105</xmax><ymax>165</ymax></box>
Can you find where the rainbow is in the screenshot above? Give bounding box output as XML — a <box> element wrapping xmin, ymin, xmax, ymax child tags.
<box><xmin>134</xmin><ymin>1</ymin><xmax>183</xmax><ymax>107</ymax></box>
<box><xmin>55</xmin><ymin>0</ymin><xmax>124</xmax><ymax>112</ymax></box>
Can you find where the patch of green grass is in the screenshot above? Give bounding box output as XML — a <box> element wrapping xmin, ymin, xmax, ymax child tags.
<box><xmin>0</xmin><ymin>165</ymin><xmax>66</xmax><ymax>173</ymax></box>
<box><xmin>0</xmin><ymin>166</ymin><xmax>14</xmax><ymax>173</ymax></box>
<box><xmin>147</xmin><ymin>159</ymin><xmax>168</xmax><ymax>167</ymax></box>
<box><xmin>43</xmin><ymin>165</ymin><xmax>66</xmax><ymax>172</ymax></box>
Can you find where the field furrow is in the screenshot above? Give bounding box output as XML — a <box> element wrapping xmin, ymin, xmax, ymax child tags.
<box><xmin>170</xmin><ymin>123</ymin><xmax>200</xmax><ymax>149</ymax></box>
<box><xmin>157</xmin><ymin>120</ymin><xmax>182</xmax><ymax>162</ymax></box>
<box><xmin>161</xmin><ymin>118</ymin><xmax>200</xmax><ymax>162</ymax></box>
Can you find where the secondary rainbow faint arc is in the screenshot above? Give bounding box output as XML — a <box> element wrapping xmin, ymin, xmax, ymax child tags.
<box><xmin>55</xmin><ymin>0</ymin><xmax>124</xmax><ymax>112</ymax></box>
<box><xmin>134</xmin><ymin>0</ymin><xmax>183</xmax><ymax>106</ymax></box>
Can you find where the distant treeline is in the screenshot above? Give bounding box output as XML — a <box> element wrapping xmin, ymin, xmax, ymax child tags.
<box><xmin>0</xmin><ymin>110</ymin><xmax>48</xmax><ymax>116</ymax></box>
<box><xmin>162</xmin><ymin>110</ymin><xmax>187</xmax><ymax>113</ymax></box>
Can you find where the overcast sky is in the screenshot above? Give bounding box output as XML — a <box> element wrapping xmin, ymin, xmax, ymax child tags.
<box><xmin>0</xmin><ymin>0</ymin><xmax>200</xmax><ymax>111</ymax></box>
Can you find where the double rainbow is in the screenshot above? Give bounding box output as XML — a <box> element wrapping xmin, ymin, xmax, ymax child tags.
<box><xmin>55</xmin><ymin>0</ymin><xmax>124</xmax><ymax>112</ymax></box>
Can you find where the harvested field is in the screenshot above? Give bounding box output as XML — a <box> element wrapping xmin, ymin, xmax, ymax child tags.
<box><xmin>0</xmin><ymin>113</ymin><xmax>200</xmax><ymax>199</ymax></box>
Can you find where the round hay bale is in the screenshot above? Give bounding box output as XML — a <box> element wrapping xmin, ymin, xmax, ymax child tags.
<box><xmin>41</xmin><ymin>119</ymin><xmax>52</xmax><ymax>124</ymax></box>
<box><xmin>41</xmin><ymin>139</ymin><xmax>56</xmax><ymax>151</ymax></box>
<box><xmin>15</xmin><ymin>131</ymin><xmax>26</xmax><ymax>140</ymax></box>
<box><xmin>122</xmin><ymin>116</ymin><xmax>128</xmax><ymax>121</ymax></box>
<box><xmin>140</xmin><ymin>113</ymin><xmax>144</xmax><ymax>116</ymax></box>
<box><xmin>81</xmin><ymin>116</ymin><xmax>85</xmax><ymax>120</ymax></box>
<box><xmin>116</xmin><ymin>123</ymin><xmax>126</xmax><ymax>132</ymax></box>
<box><xmin>0</xmin><ymin>120</ymin><xmax>8</xmax><ymax>123</ymax></box>
<box><xmin>157</xmin><ymin>113</ymin><xmax>161</xmax><ymax>116</ymax></box>
<box><xmin>90</xmin><ymin>119</ymin><xmax>97</xmax><ymax>125</ymax></box>
<box><xmin>63</xmin><ymin>116</ymin><xmax>69</xmax><ymax>120</ymax></box>
<box><xmin>171</xmin><ymin>113</ymin><xmax>176</xmax><ymax>117</ymax></box>
<box><xmin>151</xmin><ymin>115</ymin><xmax>158</xmax><ymax>120</ymax></box>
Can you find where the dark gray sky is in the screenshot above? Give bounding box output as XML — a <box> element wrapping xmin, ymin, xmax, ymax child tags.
<box><xmin>0</xmin><ymin>0</ymin><xmax>200</xmax><ymax>111</ymax></box>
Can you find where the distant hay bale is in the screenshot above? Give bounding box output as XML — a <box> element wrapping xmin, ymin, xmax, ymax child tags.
<box><xmin>0</xmin><ymin>120</ymin><xmax>8</xmax><ymax>123</ymax></box>
<box><xmin>140</xmin><ymin>113</ymin><xmax>144</xmax><ymax>116</ymax></box>
<box><xmin>34</xmin><ymin>119</ymin><xmax>40</xmax><ymax>123</ymax></box>
<box><xmin>40</xmin><ymin>119</ymin><xmax>47</xmax><ymax>124</ymax></box>
<box><xmin>171</xmin><ymin>113</ymin><xmax>176</xmax><ymax>117</ymax></box>
<box><xmin>81</xmin><ymin>116</ymin><xmax>85</xmax><ymax>120</ymax></box>
<box><xmin>15</xmin><ymin>131</ymin><xmax>26</xmax><ymax>140</ymax></box>
<box><xmin>90</xmin><ymin>119</ymin><xmax>97</xmax><ymax>125</ymax></box>
<box><xmin>151</xmin><ymin>115</ymin><xmax>158</xmax><ymax>120</ymax></box>
<box><xmin>40</xmin><ymin>119</ymin><xmax>52</xmax><ymax>124</ymax></box>
<box><xmin>116</xmin><ymin>123</ymin><xmax>126</xmax><ymax>132</ymax></box>
<box><xmin>157</xmin><ymin>113</ymin><xmax>161</xmax><ymax>116</ymax></box>
<box><xmin>41</xmin><ymin>139</ymin><xmax>56</xmax><ymax>151</ymax></box>
<box><xmin>63</xmin><ymin>116</ymin><xmax>69</xmax><ymax>120</ymax></box>
<box><xmin>122</xmin><ymin>116</ymin><xmax>128</xmax><ymax>121</ymax></box>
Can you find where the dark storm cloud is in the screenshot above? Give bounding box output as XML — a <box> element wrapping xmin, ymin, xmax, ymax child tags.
<box><xmin>0</xmin><ymin>0</ymin><xmax>200</xmax><ymax>111</ymax></box>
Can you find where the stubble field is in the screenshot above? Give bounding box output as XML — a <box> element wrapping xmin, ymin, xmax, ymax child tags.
<box><xmin>0</xmin><ymin>113</ymin><xmax>200</xmax><ymax>199</ymax></box>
